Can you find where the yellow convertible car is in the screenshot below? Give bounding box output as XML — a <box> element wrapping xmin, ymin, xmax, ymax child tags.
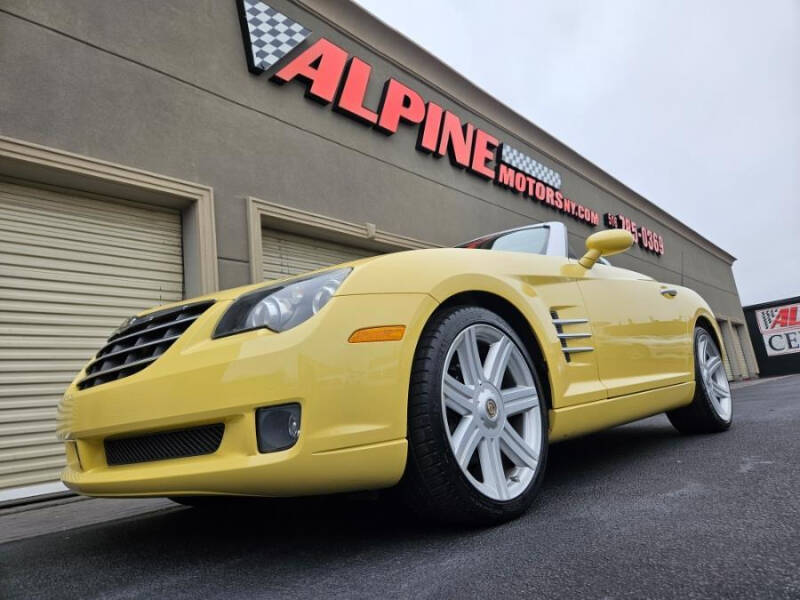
<box><xmin>57</xmin><ymin>222</ymin><xmax>732</xmax><ymax>524</ymax></box>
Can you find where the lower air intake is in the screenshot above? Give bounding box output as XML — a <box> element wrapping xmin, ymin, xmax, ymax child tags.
<box><xmin>105</xmin><ymin>423</ymin><xmax>224</xmax><ymax>466</ymax></box>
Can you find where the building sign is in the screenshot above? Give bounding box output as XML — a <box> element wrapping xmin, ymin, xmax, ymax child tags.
<box><xmin>236</xmin><ymin>1</ymin><xmax>671</xmax><ymax>245</ymax></box>
<box><xmin>237</xmin><ymin>1</ymin><xmax>311</xmax><ymax>71</ymax></box>
<box><xmin>755</xmin><ymin>302</ymin><xmax>800</xmax><ymax>356</ymax></box>
<box><xmin>494</xmin><ymin>149</ymin><xmax>598</xmax><ymax>226</ymax></box>
<box><xmin>605</xmin><ymin>213</ymin><xmax>665</xmax><ymax>255</ymax></box>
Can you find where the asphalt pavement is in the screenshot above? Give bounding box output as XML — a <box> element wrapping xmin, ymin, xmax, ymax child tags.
<box><xmin>1</xmin><ymin>375</ymin><xmax>798</xmax><ymax>599</ymax></box>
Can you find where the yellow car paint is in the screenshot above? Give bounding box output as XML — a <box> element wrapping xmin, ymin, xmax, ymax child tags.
<box><xmin>59</xmin><ymin>293</ymin><xmax>435</xmax><ymax>496</ymax></box>
<box><xmin>578</xmin><ymin>229</ymin><xmax>633</xmax><ymax>268</ymax></box>
<box><xmin>548</xmin><ymin>381</ymin><xmax>695</xmax><ymax>442</ymax></box>
<box><xmin>58</xmin><ymin>245</ymin><xmax>728</xmax><ymax>499</ymax></box>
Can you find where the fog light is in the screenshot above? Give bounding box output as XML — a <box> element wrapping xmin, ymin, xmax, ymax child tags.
<box><xmin>255</xmin><ymin>403</ymin><xmax>301</xmax><ymax>453</ymax></box>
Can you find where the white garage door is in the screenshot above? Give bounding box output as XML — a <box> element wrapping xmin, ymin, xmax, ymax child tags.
<box><xmin>0</xmin><ymin>181</ymin><xmax>183</xmax><ymax>496</ymax></box>
<box><xmin>261</xmin><ymin>228</ymin><xmax>378</xmax><ymax>281</ymax></box>
<box><xmin>718</xmin><ymin>320</ymin><xmax>737</xmax><ymax>380</ymax></box>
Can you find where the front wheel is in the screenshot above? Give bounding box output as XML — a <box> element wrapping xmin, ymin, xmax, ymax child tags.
<box><xmin>401</xmin><ymin>306</ymin><xmax>548</xmax><ymax>525</ymax></box>
<box><xmin>667</xmin><ymin>326</ymin><xmax>733</xmax><ymax>434</ymax></box>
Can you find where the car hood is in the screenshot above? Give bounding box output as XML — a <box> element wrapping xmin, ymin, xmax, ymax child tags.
<box><xmin>134</xmin><ymin>247</ymin><xmax>652</xmax><ymax>318</ymax></box>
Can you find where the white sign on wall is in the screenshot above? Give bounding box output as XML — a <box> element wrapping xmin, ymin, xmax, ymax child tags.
<box><xmin>756</xmin><ymin>302</ymin><xmax>800</xmax><ymax>356</ymax></box>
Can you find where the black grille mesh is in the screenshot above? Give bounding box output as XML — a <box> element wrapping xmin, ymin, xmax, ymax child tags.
<box><xmin>105</xmin><ymin>423</ymin><xmax>225</xmax><ymax>466</ymax></box>
<box><xmin>78</xmin><ymin>301</ymin><xmax>213</xmax><ymax>390</ymax></box>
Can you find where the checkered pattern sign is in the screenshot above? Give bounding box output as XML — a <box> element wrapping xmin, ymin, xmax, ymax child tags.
<box><xmin>758</xmin><ymin>308</ymin><xmax>778</xmax><ymax>332</ymax></box>
<box><xmin>500</xmin><ymin>144</ymin><xmax>562</xmax><ymax>189</ymax></box>
<box><xmin>240</xmin><ymin>0</ymin><xmax>311</xmax><ymax>72</ymax></box>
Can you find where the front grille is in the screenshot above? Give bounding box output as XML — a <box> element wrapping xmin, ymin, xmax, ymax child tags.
<box><xmin>78</xmin><ymin>301</ymin><xmax>213</xmax><ymax>390</ymax></box>
<box><xmin>105</xmin><ymin>423</ymin><xmax>225</xmax><ymax>466</ymax></box>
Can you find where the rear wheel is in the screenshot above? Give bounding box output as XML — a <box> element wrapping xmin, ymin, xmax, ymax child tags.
<box><xmin>667</xmin><ymin>326</ymin><xmax>732</xmax><ymax>434</ymax></box>
<box><xmin>401</xmin><ymin>306</ymin><xmax>548</xmax><ymax>525</ymax></box>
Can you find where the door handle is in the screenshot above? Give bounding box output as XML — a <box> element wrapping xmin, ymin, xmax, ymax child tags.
<box><xmin>660</xmin><ymin>288</ymin><xmax>678</xmax><ymax>297</ymax></box>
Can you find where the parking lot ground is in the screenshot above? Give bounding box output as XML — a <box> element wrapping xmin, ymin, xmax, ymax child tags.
<box><xmin>1</xmin><ymin>375</ymin><xmax>798</xmax><ymax>599</ymax></box>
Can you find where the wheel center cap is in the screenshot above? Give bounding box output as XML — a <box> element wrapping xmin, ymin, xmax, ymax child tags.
<box><xmin>486</xmin><ymin>398</ymin><xmax>498</xmax><ymax>418</ymax></box>
<box><xmin>476</xmin><ymin>383</ymin><xmax>503</xmax><ymax>429</ymax></box>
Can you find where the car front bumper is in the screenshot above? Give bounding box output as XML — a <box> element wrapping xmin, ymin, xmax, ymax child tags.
<box><xmin>57</xmin><ymin>293</ymin><xmax>437</xmax><ymax>497</ymax></box>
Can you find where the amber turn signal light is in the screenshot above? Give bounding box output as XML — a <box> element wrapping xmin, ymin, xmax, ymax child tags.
<box><xmin>348</xmin><ymin>325</ymin><xmax>406</xmax><ymax>343</ymax></box>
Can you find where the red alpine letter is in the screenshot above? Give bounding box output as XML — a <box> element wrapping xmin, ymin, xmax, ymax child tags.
<box><xmin>376</xmin><ymin>79</ymin><xmax>426</xmax><ymax>134</ymax></box>
<box><xmin>272</xmin><ymin>38</ymin><xmax>349</xmax><ymax>105</ymax></box>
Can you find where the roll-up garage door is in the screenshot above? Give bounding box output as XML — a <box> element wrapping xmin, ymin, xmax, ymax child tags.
<box><xmin>0</xmin><ymin>181</ymin><xmax>183</xmax><ymax>495</ymax></box>
<box><xmin>261</xmin><ymin>228</ymin><xmax>378</xmax><ymax>281</ymax></box>
<box><xmin>730</xmin><ymin>323</ymin><xmax>750</xmax><ymax>379</ymax></box>
<box><xmin>718</xmin><ymin>320</ymin><xmax>736</xmax><ymax>380</ymax></box>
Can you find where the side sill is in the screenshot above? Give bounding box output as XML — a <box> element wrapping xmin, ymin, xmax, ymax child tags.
<box><xmin>548</xmin><ymin>381</ymin><xmax>695</xmax><ymax>442</ymax></box>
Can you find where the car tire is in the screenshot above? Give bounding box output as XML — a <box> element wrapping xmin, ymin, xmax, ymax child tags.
<box><xmin>400</xmin><ymin>305</ymin><xmax>549</xmax><ymax>525</ymax></box>
<box><xmin>667</xmin><ymin>326</ymin><xmax>733</xmax><ymax>434</ymax></box>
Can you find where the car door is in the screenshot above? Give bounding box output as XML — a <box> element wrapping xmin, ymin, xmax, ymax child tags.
<box><xmin>572</xmin><ymin>261</ymin><xmax>694</xmax><ymax>397</ymax></box>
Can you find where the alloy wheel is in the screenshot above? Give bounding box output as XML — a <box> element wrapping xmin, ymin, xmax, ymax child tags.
<box><xmin>440</xmin><ymin>324</ymin><xmax>543</xmax><ymax>501</ymax></box>
<box><xmin>697</xmin><ymin>330</ymin><xmax>732</xmax><ymax>421</ymax></box>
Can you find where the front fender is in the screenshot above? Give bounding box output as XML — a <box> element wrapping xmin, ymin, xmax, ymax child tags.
<box><xmin>340</xmin><ymin>250</ymin><xmax>591</xmax><ymax>410</ymax></box>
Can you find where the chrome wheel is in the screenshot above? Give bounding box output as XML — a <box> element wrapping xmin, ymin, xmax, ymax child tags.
<box><xmin>441</xmin><ymin>324</ymin><xmax>543</xmax><ymax>501</ymax></box>
<box><xmin>697</xmin><ymin>330</ymin><xmax>732</xmax><ymax>422</ymax></box>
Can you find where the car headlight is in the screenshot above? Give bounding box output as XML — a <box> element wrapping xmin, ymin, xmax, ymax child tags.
<box><xmin>213</xmin><ymin>268</ymin><xmax>351</xmax><ymax>337</ymax></box>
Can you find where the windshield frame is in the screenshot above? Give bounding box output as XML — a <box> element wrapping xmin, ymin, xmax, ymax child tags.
<box><xmin>456</xmin><ymin>222</ymin><xmax>569</xmax><ymax>258</ymax></box>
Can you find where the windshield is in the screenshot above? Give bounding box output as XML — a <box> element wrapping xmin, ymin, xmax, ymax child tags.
<box><xmin>457</xmin><ymin>227</ymin><xmax>550</xmax><ymax>255</ymax></box>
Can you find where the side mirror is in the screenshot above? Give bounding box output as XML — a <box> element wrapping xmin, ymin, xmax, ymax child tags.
<box><xmin>579</xmin><ymin>230</ymin><xmax>634</xmax><ymax>269</ymax></box>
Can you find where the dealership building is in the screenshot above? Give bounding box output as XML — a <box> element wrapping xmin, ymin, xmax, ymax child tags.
<box><xmin>0</xmin><ymin>1</ymin><xmax>759</xmax><ymax>500</ymax></box>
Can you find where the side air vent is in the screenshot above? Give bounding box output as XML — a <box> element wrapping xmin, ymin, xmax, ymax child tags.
<box><xmin>78</xmin><ymin>301</ymin><xmax>213</xmax><ymax>390</ymax></box>
<box><xmin>550</xmin><ymin>310</ymin><xmax>593</xmax><ymax>361</ymax></box>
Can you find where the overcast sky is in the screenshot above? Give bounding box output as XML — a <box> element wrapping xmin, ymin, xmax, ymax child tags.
<box><xmin>355</xmin><ymin>0</ymin><xmax>799</xmax><ymax>306</ymax></box>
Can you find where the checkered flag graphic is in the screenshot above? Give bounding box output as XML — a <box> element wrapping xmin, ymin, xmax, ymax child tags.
<box><xmin>500</xmin><ymin>144</ymin><xmax>562</xmax><ymax>189</ymax></box>
<box><xmin>239</xmin><ymin>0</ymin><xmax>311</xmax><ymax>72</ymax></box>
<box><xmin>759</xmin><ymin>308</ymin><xmax>778</xmax><ymax>331</ymax></box>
